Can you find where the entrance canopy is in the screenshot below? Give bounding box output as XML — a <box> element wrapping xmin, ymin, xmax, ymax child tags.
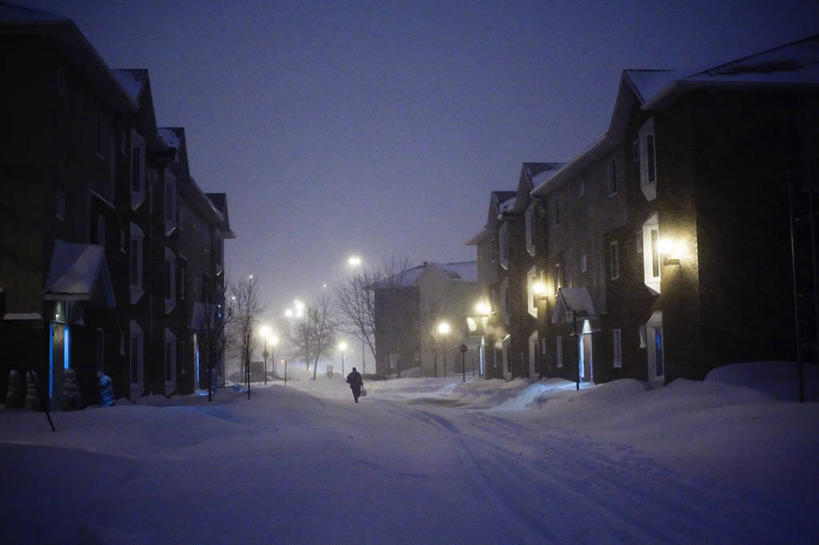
<box><xmin>552</xmin><ymin>287</ymin><xmax>596</xmax><ymax>324</ymax></box>
<box><xmin>43</xmin><ymin>240</ymin><xmax>115</xmax><ymax>306</ymax></box>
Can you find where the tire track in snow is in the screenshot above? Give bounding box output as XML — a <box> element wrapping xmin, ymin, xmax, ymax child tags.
<box><xmin>461</xmin><ymin>411</ymin><xmax>796</xmax><ymax>544</ymax></box>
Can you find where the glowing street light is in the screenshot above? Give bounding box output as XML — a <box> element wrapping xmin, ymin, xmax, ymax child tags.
<box><xmin>338</xmin><ymin>341</ymin><xmax>348</xmax><ymax>376</ymax></box>
<box><xmin>437</xmin><ymin>321</ymin><xmax>451</xmax><ymax>377</ymax></box>
<box><xmin>347</xmin><ymin>255</ymin><xmax>362</xmax><ymax>268</ymax></box>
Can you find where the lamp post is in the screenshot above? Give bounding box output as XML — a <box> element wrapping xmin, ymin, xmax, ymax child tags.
<box><xmin>437</xmin><ymin>321</ymin><xmax>451</xmax><ymax>378</ymax></box>
<box><xmin>338</xmin><ymin>341</ymin><xmax>348</xmax><ymax>377</ymax></box>
<box><xmin>270</xmin><ymin>334</ymin><xmax>278</xmax><ymax>380</ymax></box>
<box><xmin>259</xmin><ymin>325</ymin><xmax>271</xmax><ymax>385</ymax></box>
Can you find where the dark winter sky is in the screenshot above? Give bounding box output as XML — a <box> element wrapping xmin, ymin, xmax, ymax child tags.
<box><xmin>15</xmin><ymin>0</ymin><xmax>819</xmax><ymax>322</ymax></box>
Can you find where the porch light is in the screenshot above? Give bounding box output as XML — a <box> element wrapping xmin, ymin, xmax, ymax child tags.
<box><xmin>659</xmin><ymin>237</ymin><xmax>681</xmax><ymax>266</ymax></box>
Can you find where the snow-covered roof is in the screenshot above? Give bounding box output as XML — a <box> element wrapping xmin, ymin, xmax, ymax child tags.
<box><xmin>374</xmin><ymin>261</ymin><xmax>478</xmax><ymax>289</ymax></box>
<box><xmin>43</xmin><ymin>240</ymin><xmax>115</xmax><ymax>305</ymax></box>
<box><xmin>113</xmin><ymin>69</ymin><xmax>148</xmax><ymax>102</ymax></box>
<box><xmin>433</xmin><ymin>261</ymin><xmax>478</xmax><ymax>283</ymax></box>
<box><xmin>529</xmin><ymin>163</ymin><xmax>565</xmax><ymax>187</ymax></box>
<box><xmin>158</xmin><ymin>127</ymin><xmax>182</xmax><ymax>150</ymax></box>
<box><xmin>552</xmin><ymin>287</ymin><xmax>596</xmax><ymax>323</ymax></box>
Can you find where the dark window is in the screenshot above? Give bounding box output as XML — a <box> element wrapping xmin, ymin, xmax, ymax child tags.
<box><xmin>131</xmin><ymin>147</ymin><xmax>141</xmax><ymax>191</ymax></box>
<box><xmin>646</xmin><ymin>134</ymin><xmax>656</xmax><ymax>183</ymax></box>
<box><xmin>608</xmin><ymin>159</ymin><xmax>617</xmax><ymax>194</ymax></box>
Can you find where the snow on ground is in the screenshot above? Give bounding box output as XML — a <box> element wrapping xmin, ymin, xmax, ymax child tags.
<box><xmin>1</xmin><ymin>362</ymin><xmax>817</xmax><ymax>544</ymax></box>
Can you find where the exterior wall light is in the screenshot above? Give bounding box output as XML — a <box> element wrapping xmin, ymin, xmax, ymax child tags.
<box><xmin>659</xmin><ymin>238</ymin><xmax>681</xmax><ymax>266</ymax></box>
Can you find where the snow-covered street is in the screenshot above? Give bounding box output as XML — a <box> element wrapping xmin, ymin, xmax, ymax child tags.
<box><xmin>1</xmin><ymin>363</ymin><xmax>818</xmax><ymax>544</ymax></box>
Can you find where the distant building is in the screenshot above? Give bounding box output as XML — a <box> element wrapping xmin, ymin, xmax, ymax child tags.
<box><xmin>0</xmin><ymin>4</ymin><xmax>234</xmax><ymax>407</ymax></box>
<box><xmin>373</xmin><ymin>261</ymin><xmax>480</xmax><ymax>377</ymax></box>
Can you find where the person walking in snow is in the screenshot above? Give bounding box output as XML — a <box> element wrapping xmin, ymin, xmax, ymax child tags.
<box><xmin>346</xmin><ymin>367</ymin><xmax>364</xmax><ymax>403</ymax></box>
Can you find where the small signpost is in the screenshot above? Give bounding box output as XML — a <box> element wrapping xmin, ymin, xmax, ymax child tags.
<box><xmin>459</xmin><ymin>344</ymin><xmax>468</xmax><ymax>383</ymax></box>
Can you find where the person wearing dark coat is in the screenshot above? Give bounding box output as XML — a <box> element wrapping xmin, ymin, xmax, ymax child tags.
<box><xmin>346</xmin><ymin>367</ymin><xmax>364</xmax><ymax>403</ymax></box>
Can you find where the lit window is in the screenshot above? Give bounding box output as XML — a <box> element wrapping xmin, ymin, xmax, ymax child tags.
<box><xmin>642</xmin><ymin>213</ymin><xmax>661</xmax><ymax>294</ymax></box>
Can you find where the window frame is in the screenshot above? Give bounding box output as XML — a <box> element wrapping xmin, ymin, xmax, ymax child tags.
<box><xmin>612</xmin><ymin>329</ymin><xmax>622</xmax><ymax>368</ymax></box>
<box><xmin>610</xmin><ymin>241</ymin><xmax>620</xmax><ymax>280</ymax></box>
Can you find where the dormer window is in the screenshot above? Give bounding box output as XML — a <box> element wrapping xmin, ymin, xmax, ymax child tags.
<box><xmin>499</xmin><ymin>222</ymin><xmax>510</xmax><ymax>269</ymax></box>
<box><xmin>525</xmin><ymin>204</ymin><xmax>536</xmax><ymax>256</ymax></box>
<box><xmin>639</xmin><ymin>118</ymin><xmax>657</xmax><ymax>201</ymax></box>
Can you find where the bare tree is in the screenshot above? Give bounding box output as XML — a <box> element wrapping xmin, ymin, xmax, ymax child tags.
<box><xmin>229</xmin><ymin>275</ymin><xmax>264</xmax><ymax>383</ymax></box>
<box><xmin>282</xmin><ymin>294</ymin><xmax>337</xmax><ymax>380</ymax></box>
<box><xmin>198</xmin><ymin>270</ymin><xmax>233</xmax><ymax>401</ymax></box>
<box><xmin>334</xmin><ymin>257</ymin><xmax>409</xmax><ymax>368</ymax></box>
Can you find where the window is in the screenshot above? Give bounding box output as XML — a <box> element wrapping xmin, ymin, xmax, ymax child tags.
<box><xmin>576</xmin><ymin>178</ymin><xmax>584</xmax><ymax>198</ymax></box>
<box><xmin>527</xmin><ymin>266</ymin><xmax>538</xmax><ymax>318</ymax></box>
<box><xmin>612</xmin><ymin>329</ymin><xmax>622</xmax><ymax>368</ymax></box>
<box><xmin>120</xmin><ymin>130</ymin><xmax>127</xmax><ymax>156</ymax></box>
<box><xmin>525</xmin><ymin>205</ymin><xmax>536</xmax><ymax>256</ymax></box>
<box><xmin>607</xmin><ymin>158</ymin><xmax>618</xmax><ymax>194</ymax></box>
<box><xmin>131</xmin><ymin>146</ymin><xmax>142</xmax><ymax>191</ymax></box>
<box><xmin>164</xmin><ymin>247</ymin><xmax>176</xmax><ymax>311</ymax></box>
<box><xmin>499</xmin><ymin>223</ymin><xmax>510</xmax><ymax>269</ymax></box>
<box><xmin>164</xmin><ymin>329</ymin><xmax>177</xmax><ymax>386</ymax></box>
<box><xmin>56</xmin><ymin>190</ymin><xmax>65</xmax><ymax>221</ymax></box>
<box><xmin>164</xmin><ymin>170</ymin><xmax>177</xmax><ymax>234</ymax></box>
<box><xmin>632</xmin><ymin>139</ymin><xmax>639</xmax><ymax>162</ymax></box>
<box><xmin>610</xmin><ymin>241</ymin><xmax>620</xmax><ymax>280</ymax></box>
<box><xmin>553</xmin><ymin>262</ymin><xmax>562</xmax><ymax>293</ymax></box>
<box><xmin>129</xmin><ymin>320</ymin><xmax>143</xmax><ymax>387</ymax></box>
<box><xmin>500</xmin><ymin>278</ymin><xmax>510</xmax><ymax>325</ymax></box>
<box><xmin>96</xmin><ymin>214</ymin><xmax>106</xmax><ymax>247</ymax></box>
<box><xmin>636</xmin><ymin>231</ymin><xmax>643</xmax><ymax>253</ymax></box>
<box><xmin>129</xmin><ymin>223</ymin><xmax>144</xmax><ymax>301</ymax></box>
<box><xmin>639</xmin><ymin>118</ymin><xmax>657</xmax><ymax>200</ymax></box>
<box><xmin>580</xmin><ymin>254</ymin><xmax>588</xmax><ymax>273</ymax></box>
<box><xmin>130</xmin><ymin>131</ymin><xmax>145</xmax><ymax>210</ymax></box>
<box><xmin>556</xmin><ymin>336</ymin><xmax>563</xmax><ymax>368</ymax></box>
<box><xmin>642</xmin><ymin>213</ymin><xmax>661</xmax><ymax>294</ymax></box>
<box><xmin>551</xmin><ymin>196</ymin><xmax>560</xmax><ymax>226</ymax></box>
<box><xmin>646</xmin><ymin>134</ymin><xmax>657</xmax><ymax>183</ymax></box>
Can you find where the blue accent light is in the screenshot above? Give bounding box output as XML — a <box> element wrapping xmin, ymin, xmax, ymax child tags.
<box><xmin>64</xmin><ymin>326</ymin><xmax>71</xmax><ymax>370</ymax></box>
<box><xmin>49</xmin><ymin>322</ymin><xmax>54</xmax><ymax>400</ymax></box>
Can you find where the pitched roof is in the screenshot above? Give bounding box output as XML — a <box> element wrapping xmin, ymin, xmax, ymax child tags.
<box><xmin>533</xmin><ymin>35</ymin><xmax>819</xmax><ymax>199</ymax></box>
<box><xmin>373</xmin><ymin>261</ymin><xmax>478</xmax><ymax>288</ymax></box>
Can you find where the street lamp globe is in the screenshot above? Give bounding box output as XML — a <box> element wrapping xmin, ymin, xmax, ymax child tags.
<box><xmin>347</xmin><ymin>255</ymin><xmax>362</xmax><ymax>268</ymax></box>
<box><xmin>437</xmin><ymin>321</ymin><xmax>451</xmax><ymax>335</ymax></box>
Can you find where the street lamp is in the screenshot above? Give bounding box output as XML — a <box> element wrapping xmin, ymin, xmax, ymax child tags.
<box><xmin>338</xmin><ymin>341</ymin><xmax>348</xmax><ymax>377</ymax></box>
<box><xmin>347</xmin><ymin>255</ymin><xmax>362</xmax><ymax>268</ymax></box>
<box><xmin>259</xmin><ymin>324</ymin><xmax>271</xmax><ymax>385</ymax></box>
<box><xmin>437</xmin><ymin>321</ymin><xmax>451</xmax><ymax>377</ymax></box>
<box><xmin>270</xmin><ymin>334</ymin><xmax>279</xmax><ymax>380</ymax></box>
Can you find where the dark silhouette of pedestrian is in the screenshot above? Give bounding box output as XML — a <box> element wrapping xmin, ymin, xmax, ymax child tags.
<box><xmin>346</xmin><ymin>367</ymin><xmax>364</xmax><ymax>403</ymax></box>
